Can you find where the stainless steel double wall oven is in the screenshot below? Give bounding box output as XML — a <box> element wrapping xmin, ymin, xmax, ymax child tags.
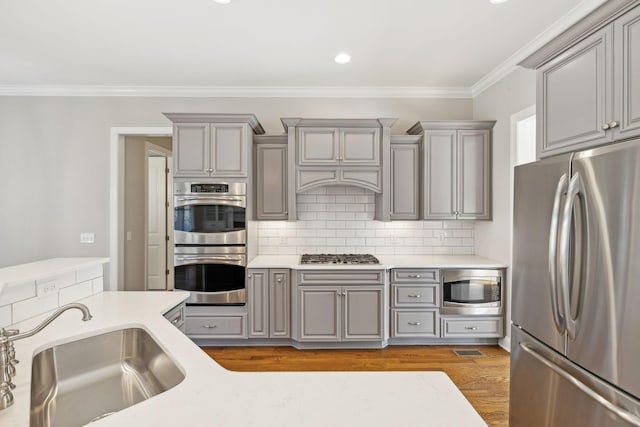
<box><xmin>173</xmin><ymin>182</ymin><xmax>246</xmax><ymax>305</ymax></box>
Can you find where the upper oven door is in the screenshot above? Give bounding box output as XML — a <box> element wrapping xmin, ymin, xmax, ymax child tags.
<box><xmin>174</xmin><ymin>195</ymin><xmax>246</xmax><ymax>245</ymax></box>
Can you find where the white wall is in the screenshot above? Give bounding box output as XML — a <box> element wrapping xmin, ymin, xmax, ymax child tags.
<box><xmin>473</xmin><ymin>67</ymin><xmax>537</xmax><ymax>349</ymax></box>
<box><xmin>0</xmin><ymin>96</ymin><xmax>472</xmax><ymax>267</ymax></box>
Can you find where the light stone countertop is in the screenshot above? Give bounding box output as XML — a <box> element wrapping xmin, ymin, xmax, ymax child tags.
<box><xmin>248</xmin><ymin>254</ymin><xmax>507</xmax><ymax>269</ymax></box>
<box><xmin>0</xmin><ymin>291</ymin><xmax>488</xmax><ymax>427</ymax></box>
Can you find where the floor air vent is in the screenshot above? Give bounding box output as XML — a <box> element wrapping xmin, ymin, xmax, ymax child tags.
<box><xmin>453</xmin><ymin>349</ymin><xmax>485</xmax><ymax>357</ymax></box>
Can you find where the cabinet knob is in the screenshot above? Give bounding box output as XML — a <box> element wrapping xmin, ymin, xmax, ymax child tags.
<box><xmin>602</xmin><ymin>123</ymin><xmax>611</xmax><ymax>130</ymax></box>
<box><xmin>276</xmin><ymin>277</ymin><xmax>282</xmax><ymax>283</ymax></box>
<box><xmin>609</xmin><ymin>121</ymin><xmax>619</xmax><ymax>129</ymax></box>
<box><xmin>248</xmin><ymin>274</ymin><xmax>252</xmax><ymax>278</ymax></box>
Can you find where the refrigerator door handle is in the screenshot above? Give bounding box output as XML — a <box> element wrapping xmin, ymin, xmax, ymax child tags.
<box><xmin>519</xmin><ymin>342</ymin><xmax>640</xmax><ymax>426</ymax></box>
<box><xmin>559</xmin><ymin>172</ymin><xmax>584</xmax><ymax>340</ymax></box>
<box><xmin>548</xmin><ymin>173</ymin><xmax>568</xmax><ymax>334</ymax></box>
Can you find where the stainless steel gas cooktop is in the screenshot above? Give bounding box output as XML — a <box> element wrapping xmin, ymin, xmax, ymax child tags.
<box><xmin>300</xmin><ymin>254</ymin><xmax>380</xmax><ymax>265</ymax></box>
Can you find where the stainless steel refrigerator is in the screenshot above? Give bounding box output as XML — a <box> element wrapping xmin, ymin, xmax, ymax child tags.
<box><xmin>511</xmin><ymin>139</ymin><xmax>640</xmax><ymax>426</ymax></box>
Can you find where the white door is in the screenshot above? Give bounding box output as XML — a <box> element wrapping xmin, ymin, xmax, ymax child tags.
<box><xmin>147</xmin><ymin>156</ymin><xmax>167</xmax><ymax>290</ymax></box>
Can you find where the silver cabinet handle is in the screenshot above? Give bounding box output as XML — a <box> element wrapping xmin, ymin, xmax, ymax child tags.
<box><xmin>609</xmin><ymin>121</ymin><xmax>619</xmax><ymax>129</ymax></box>
<box><xmin>171</xmin><ymin>317</ymin><xmax>180</xmax><ymax>325</ymax></box>
<box><xmin>276</xmin><ymin>277</ymin><xmax>283</xmax><ymax>283</ymax></box>
<box><xmin>408</xmin><ymin>322</ymin><xmax>422</xmax><ymax>326</ymax></box>
<box><xmin>247</xmin><ymin>274</ymin><xmax>252</xmax><ymax>278</ymax></box>
<box><xmin>602</xmin><ymin>123</ymin><xmax>610</xmax><ymax>130</ymax></box>
<box><xmin>519</xmin><ymin>342</ymin><xmax>640</xmax><ymax>425</ymax></box>
<box><xmin>464</xmin><ymin>326</ymin><xmax>478</xmax><ymax>330</ymax></box>
<box><xmin>203</xmin><ymin>324</ymin><xmax>217</xmax><ymax>329</ymax></box>
<box><xmin>408</xmin><ymin>274</ymin><xmax>421</xmax><ymax>278</ymax></box>
<box><xmin>408</xmin><ymin>294</ymin><xmax>422</xmax><ymax>298</ymax></box>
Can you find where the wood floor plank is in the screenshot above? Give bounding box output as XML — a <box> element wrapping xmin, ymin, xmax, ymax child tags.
<box><xmin>203</xmin><ymin>345</ymin><xmax>510</xmax><ymax>427</ymax></box>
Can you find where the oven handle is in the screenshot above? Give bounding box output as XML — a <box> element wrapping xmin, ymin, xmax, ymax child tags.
<box><xmin>442</xmin><ymin>301</ymin><xmax>500</xmax><ymax>308</ymax></box>
<box><xmin>174</xmin><ymin>255</ymin><xmax>245</xmax><ymax>267</ymax></box>
<box><xmin>175</xmin><ymin>196</ymin><xmax>246</xmax><ymax>207</ymax></box>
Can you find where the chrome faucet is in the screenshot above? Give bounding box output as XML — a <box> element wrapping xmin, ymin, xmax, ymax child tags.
<box><xmin>0</xmin><ymin>303</ymin><xmax>92</xmax><ymax>410</ymax></box>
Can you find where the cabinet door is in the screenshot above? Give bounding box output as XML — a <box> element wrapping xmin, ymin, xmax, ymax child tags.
<box><xmin>538</xmin><ymin>26</ymin><xmax>613</xmax><ymax>157</ymax></box>
<box><xmin>255</xmin><ymin>144</ymin><xmax>288</xmax><ymax>220</ymax></box>
<box><xmin>173</xmin><ymin>123</ymin><xmax>210</xmax><ymax>177</ymax></box>
<box><xmin>298</xmin><ymin>287</ymin><xmax>340</xmax><ymax>341</ymax></box>
<box><xmin>615</xmin><ymin>6</ymin><xmax>640</xmax><ymax>140</ymax></box>
<box><xmin>297</xmin><ymin>128</ymin><xmax>340</xmax><ymax>165</ymax></box>
<box><xmin>423</xmin><ymin>130</ymin><xmax>456</xmax><ymax>219</ymax></box>
<box><xmin>340</xmin><ymin>128</ymin><xmax>380</xmax><ymax>165</ymax></box>
<box><xmin>211</xmin><ymin>124</ymin><xmax>247</xmax><ymax>177</ymax></box>
<box><xmin>247</xmin><ymin>269</ymin><xmax>269</xmax><ymax>338</ymax></box>
<box><xmin>269</xmin><ymin>269</ymin><xmax>290</xmax><ymax>338</ymax></box>
<box><xmin>390</xmin><ymin>143</ymin><xmax>419</xmax><ymax>219</ymax></box>
<box><xmin>342</xmin><ymin>287</ymin><xmax>384</xmax><ymax>341</ymax></box>
<box><xmin>457</xmin><ymin>130</ymin><xmax>491</xmax><ymax>219</ymax></box>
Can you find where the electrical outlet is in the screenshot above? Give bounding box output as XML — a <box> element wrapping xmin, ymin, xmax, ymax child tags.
<box><xmin>37</xmin><ymin>280</ymin><xmax>59</xmax><ymax>296</ymax></box>
<box><xmin>435</xmin><ymin>232</ymin><xmax>446</xmax><ymax>244</ymax></box>
<box><xmin>80</xmin><ymin>232</ymin><xmax>95</xmax><ymax>244</ymax></box>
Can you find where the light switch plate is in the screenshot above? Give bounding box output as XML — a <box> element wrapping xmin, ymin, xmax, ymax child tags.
<box><xmin>80</xmin><ymin>232</ymin><xmax>95</xmax><ymax>244</ymax></box>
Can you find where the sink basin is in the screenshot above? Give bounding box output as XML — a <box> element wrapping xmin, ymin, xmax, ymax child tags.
<box><xmin>30</xmin><ymin>327</ymin><xmax>185</xmax><ymax>427</ymax></box>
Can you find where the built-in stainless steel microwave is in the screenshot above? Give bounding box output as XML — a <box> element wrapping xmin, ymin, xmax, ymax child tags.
<box><xmin>441</xmin><ymin>269</ymin><xmax>504</xmax><ymax>315</ymax></box>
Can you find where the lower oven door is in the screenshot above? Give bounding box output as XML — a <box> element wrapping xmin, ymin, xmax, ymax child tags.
<box><xmin>174</xmin><ymin>247</ymin><xmax>246</xmax><ymax>305</ymax></box>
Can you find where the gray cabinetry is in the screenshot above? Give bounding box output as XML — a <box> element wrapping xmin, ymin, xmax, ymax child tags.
<box><xmin>389</xmin><ymin>135</ymin><xmax>420</xmax><ymax>220</ymax></box>
<box><xmin>163</xmin><ymin>113</ymin><xmax>265</xmax><ymax>178</ymax></box>
<box><xmin>521</xmin><ymin>2</ymin><xmax>640</xmax><ymax>157</ymax></box>
<box><xmin>281</xmin><ymin>118</ymin><xmax>397</xmax><ymax>221</ymax></box>
<box><xmin>254</xmin><ymin>136</ymin><xmax>288</xmax><ymax>220</ymax></box>
<box><xmin>248</xmin><ymin>268</ymin><xmax>290</xmax><ymax>338</ymax></box>
<box><xmin>163</xmin><ymin>301</ymin><xmax>186</xmax><ymax>332</ymax></box>
<box><xmin>440</xmin><ymin>316</ymin><xmax>504</xmax><ymax>338</ymax></box>
<box><xmin>184</xmin><ymin>305</ymin><xmax>247</xmax><ymax>339</ymax></box>
<box><xmin>293</xmin><ymin>270</ymin><xmax>386</xmax><ymax>343</ymax></box>
<box><xmin>389</xmin><ymin>268</ymin><xmax>440</xmax><ymax>339</ymax></box>
<box><xmin>408</xmin><ymin>121</ymin><xmax>494</xmax><ymax>220</ymax></box>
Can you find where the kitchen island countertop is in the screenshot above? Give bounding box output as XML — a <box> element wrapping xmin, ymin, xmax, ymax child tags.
<box><xmin>0</xmin><ymin>291</ymin><xmax>487</xmax><ymax>427</ymax></box>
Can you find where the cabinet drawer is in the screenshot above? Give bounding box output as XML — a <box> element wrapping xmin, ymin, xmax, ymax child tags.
<box><xmin>441</xmin><ymin>317</ymin><xmax>503</xmax><ymax>338</ymax></box>
<box><xmin>391</xmin><ymin>269</ymin><xmax>439</xmax><ymax>283</ymax></box>
<box><xmin>392</xmin><ymin>284</ymin><xmax>438</xmax><ymax>307</ymax></box>
<box><xmin>164</xmin><ymin>303</ymin><xmax>185</xmax><ymax>329</ymax></box>
<box><xmin>185</xmin><ymin>315</ymin><xmax>247</xmax><ymax>338</ymax></box>
<box><xmin>391</xmin><ymin>309</ymin><xmax>439</xmax><ymax>338</ymax></box>
<box><xmin>298</xmin><ymin>270</ymin><xmax>384</xmax><ymax>285</ymax></box>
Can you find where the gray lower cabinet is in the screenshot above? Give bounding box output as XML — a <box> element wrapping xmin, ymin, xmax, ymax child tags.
<box><xmin>525</xmin><ymin>3</ymin><xmax>640</xmax><ymax>158</ymax></box>
<box><xmin>163</xmin><ymin>302</ymin><xmax>186</xmax><ymax>332</ymax></box>
<box><xmin>389</xmin><ymin>268</ymin><xmax>440</xmax><ymax>339</ymax></box>
<box><xmin>390</xmin><ymin>136</ymin><xmax>420</xmax><ymax>220</ymax></box>
<box><xmin>294</xmin><ymin>270</ymin><xmax>386</xmax><ymax>343</ymax></box>
<box><xmin>254</xmin><ymin>136</ymin><xmax>288</xmax><ymax>220</ymax></box>
<box><xmin>440</xmin><ymin>316</ymin><xmax>504</xmax><ymax>338</ymax></box>
<box><xmin>248</xmin><ymin>269</ymin><xmax>290</xmax><ymax>338</ymax></box>
<box><xmin>163</xmin><ymin>113</ymin><xmax>265</xmax><ymax>178</ymax></box>
<box><xmin>184</xmin><ymin>305</ymin><xmax>248</xmax><ymax>339</ymax></box>
<box><xmin>408</xmin><ymin>121</ymin><xmax>494</xmax><ymax>220</ymax></box>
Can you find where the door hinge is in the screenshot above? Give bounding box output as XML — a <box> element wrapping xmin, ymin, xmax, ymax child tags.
<box><xmin>165</xmin><ymin>167</ymin><xmax>170</xmax><ymax>174</ymax></box>
<box><xmin>166</xmin><ymin>201</ymin><xmax>170</xmax><ymax>208</ymax></box>
<box><xmin>166</xmin><ymin>269</ymin><xmax>170</xmax><ymax>275</ymax></box>
<box><xmin>166</xmin><ymin>235</ymin><xmax>170</xmax><ymax>241</ymax></box>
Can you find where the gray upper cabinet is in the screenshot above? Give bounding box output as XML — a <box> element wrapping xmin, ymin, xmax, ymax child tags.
<box><xmin>389</xmin><ymin>135</ymin><xmax>421</xmax><ymax>220</ymax></box>
<box><xmin>408</xmin><ymin>121</ymin><xmax>494</xmax><ymax>220</ymax></box>
<box><xmin>254</xmin><ymin>136</ymin><xmax>288</xmax><ymax>220</ymax></box>
<box><xmin>282</xmin><ymin>118</ymin><xmax>397</xmax><ymax>220</ymax></box>
<box><xmin>163</xmin><ymin>113</ymin><xmax>265</xmax><ymax>178</ymax></box>
<box><xmin>520</xmin><ymin>2</ymin><xmax>640</xmax><ymax>158</ymax></box>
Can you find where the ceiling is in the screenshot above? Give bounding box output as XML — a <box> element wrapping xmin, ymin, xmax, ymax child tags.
<box><xmin>0</xmin><ymin>0</ymin><xmax>605</xmax><ymax>97</ymax></box>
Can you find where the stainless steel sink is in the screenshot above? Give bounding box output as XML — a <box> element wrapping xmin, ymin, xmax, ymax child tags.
<box><xmin>29</xmin><ymin>327</ymin><xmax>185</xmax><ymax>427</ymax></box>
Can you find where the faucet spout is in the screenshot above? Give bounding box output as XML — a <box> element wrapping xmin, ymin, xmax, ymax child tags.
<box><xmin>9</xmin><ymin>303</ymin><xmax>93</xmax><ymax>342</ymax></box>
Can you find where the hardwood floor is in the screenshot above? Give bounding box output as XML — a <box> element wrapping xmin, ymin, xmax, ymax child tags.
<box><xmin>204</xmin><ymin>345</ymin><xmax>510</xmax><ymax>427</ymax></box>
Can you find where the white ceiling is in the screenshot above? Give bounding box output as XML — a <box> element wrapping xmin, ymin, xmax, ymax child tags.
<box><xmin>0</xmin><ymin>0</ymin><xmax>605</xmax><ymax>97</ymax></box>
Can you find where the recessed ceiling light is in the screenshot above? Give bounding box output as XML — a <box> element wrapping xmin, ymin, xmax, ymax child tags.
<box><xmin>334</xmin><ymin>53</ymin><xmax>351</xmax><ymax>64</ymax></box>
<box><xmin>213</xmin><ymin>0</ymin><xmax>232</xmax><ymax>4</ymax></box>
<box><xmin>489</xmin><ymin>0</ymin><xmax>509</xmax><ymax>4</ymax></box>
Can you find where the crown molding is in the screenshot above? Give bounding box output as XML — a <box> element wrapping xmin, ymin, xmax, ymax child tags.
<box><xmin>0</xmin><ymin>85</ymin><xmax>472</xmax><ymax>99</ymax></box>
<box><xmin>471</xmin><ymin>0</ymin><xmax>608</xmax><ymax>97</ymax></box>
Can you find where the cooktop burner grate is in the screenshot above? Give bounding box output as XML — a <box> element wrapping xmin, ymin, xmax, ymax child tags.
<box><xmin>300</xmin><ymin>254</ymin><xmax>380</xmax><ymax>265</ymax></box>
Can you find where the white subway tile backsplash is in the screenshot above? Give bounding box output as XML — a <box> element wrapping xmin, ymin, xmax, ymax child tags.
<box><xmin>257</xmin><ymin>186</ymin><xmax>475</xmax><ymax>255</ymax></box>
<box><xmin>59</xmin><ymin>281</ymin><xmax>93</xmax><ymax>306</ymax></box>
<box><xmin>13</xmin><ymin>293</ymin><xmax>59</xmax><ymax>324</ymax></box>
<box><xmin>77</xmin><ymin>265</ymin><xmax>103</xmax><ymax>283</ymax></box>
<box><xmin>0</xmin><ymin>281</ymin><xmax>36</xmax><ymax>306</ymax></box>
<box><xmin>92</xmin><ymin>277</ymin><xmax>104</xmax><ymax>294</ymax></box>
<box><xmin>0</xmin><ymin>305</ymin><xmax>11</xmax><ymax>328</ymax></box>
